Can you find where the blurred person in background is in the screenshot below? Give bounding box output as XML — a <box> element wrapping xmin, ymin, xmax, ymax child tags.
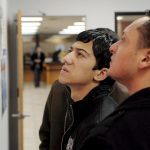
<box><xmin>31</xmin><ymin>46</ymin><xmax>45</xmax><ymax>87</ymax></box>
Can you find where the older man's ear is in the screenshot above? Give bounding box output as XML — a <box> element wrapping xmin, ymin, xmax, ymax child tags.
<box><xmin>139</xmin><ymin>49</ymin><xmax>150</xmax><ymax>69</ymax></box>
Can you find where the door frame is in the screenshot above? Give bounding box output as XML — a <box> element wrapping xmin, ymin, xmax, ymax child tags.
<box><xmin>8</xmin><ymin>10</ymin><xmax>24</xmax><ymax>150</ymax></box>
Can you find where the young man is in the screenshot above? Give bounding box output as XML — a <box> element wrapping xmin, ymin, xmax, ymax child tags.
<box><xmin>39</xmin><ymin>28</ymin><xmax>128</xmax><ymax>150</ymax></box>
<box><xmin>58</xmin><ymin>28</ymin><xmax>119</xmax><ymax>150</ymax></box>
<box><xmin>79</xmin><ymin>11</ymin><xmax>150</xmax><ymax>150</ymax></box>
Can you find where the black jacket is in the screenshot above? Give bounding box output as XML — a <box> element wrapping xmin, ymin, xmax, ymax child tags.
<box><xmin>31</xmin><ymin>52</ymin><xmax>45</xmax><ymax>71</ymax></box>
<box><xmin>61</xmin><ymin>84</ymin><xmax>117</xmax><ymax>150</ymax></box>
<box><xmin>79</xmin><ymin>87</ymin><xmax>150</xmax><ymax>150</ymax></box>
<box><xmin>39</xmin><ymin>81</ymin><xmax>71</xmax><ymax>150</ymax></box>
<box><xmin>39</xmin><ymin>81</ymin><xmax>128</xmax><ymax>150</ymax></box>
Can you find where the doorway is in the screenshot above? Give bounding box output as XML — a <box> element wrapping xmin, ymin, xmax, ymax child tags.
<box><xmin>21</xmin><ymin>15</ymin><xmax>86</xmax><ymax>150</ymax></box>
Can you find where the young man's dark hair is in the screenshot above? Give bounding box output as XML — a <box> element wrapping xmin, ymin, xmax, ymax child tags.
<box><xmin>76</xmin><ymin>28</ymin><xmax>118</xmax><ymax>64</ymax></box>
<box><xmin>76</xmin><ymin>28</ymin><xmax>119</xmax><ymax>86</ymax></box>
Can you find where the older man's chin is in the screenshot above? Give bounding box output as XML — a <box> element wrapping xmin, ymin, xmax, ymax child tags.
<box><xmin>58</xmin><ymin>76</ymin><xmax>67</xmax><ymax>85</ymax></box>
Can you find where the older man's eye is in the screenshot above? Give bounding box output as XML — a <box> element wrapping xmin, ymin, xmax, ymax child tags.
<box><xmin>67</xmin><ymin>49</ymin><xmax>72</xmax><ymax>53</ymax></box>
<box><xmin>120</xmin><ymin>35</ymin><xmax>126</xmax><ymax>41</ymax></box>
<box><xmin>76</xmin><ymin>51</ymin><xmax>81</xmax><ymax>55</ymax></box>
<box><xmin>78</xmin><ymin>52</ymin><xmax>82</xmax><ymax>55</ymax></box>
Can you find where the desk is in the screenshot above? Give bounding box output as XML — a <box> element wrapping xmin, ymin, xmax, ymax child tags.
<box><xmin>24</xmin><ymin>65</ymin><xmax>46</xmax><ymax>82</ymax></box>
<box><xmin>24</xmin><ymin>63</ymin><xmax>62</xmax><ymax>85</ymax></box>
<box><xmin>45</xmin><ymin>63</ymin><xmax>62</xmax><ymax>84</ymax></box>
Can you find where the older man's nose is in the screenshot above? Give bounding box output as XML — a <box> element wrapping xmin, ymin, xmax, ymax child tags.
<box><xmin>109</xmin><ymin>41</ymin><xmax>118</xmax><ymax>54</ymax></box>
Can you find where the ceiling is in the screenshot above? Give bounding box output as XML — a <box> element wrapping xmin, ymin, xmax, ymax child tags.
<box><xmin>38</xmin><ymin>16</ymin><xmax>86</xmax><ymax>34</ymax></box>
<box><xmin>22</xmin><ymin>16</ymin><xmax>86</xmax><ymax>42</ymax></box>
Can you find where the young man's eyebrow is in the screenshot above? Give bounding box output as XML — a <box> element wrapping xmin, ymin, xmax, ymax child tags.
<box><xmin>78</xmin><ymin>48</ymin><xmax>91</xmax><ymax>56</ymax></box>
<box><xmin>70</xmin><ymin>46</ymin><xmax>90</xmax><ymax>56</ymax></box>
<box><xmin>69</xmin><ymin>46</ymin><xmax>89</xmax><ymax>55</ymax></box>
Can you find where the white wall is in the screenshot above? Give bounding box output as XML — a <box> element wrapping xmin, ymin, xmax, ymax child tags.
<box><xmin>8</xmin><ymin>0</ymin><xmax>150</xmax><ymax>30</ymax></box>
<box><xmin>0</xmin><ymin>0</ymin><xmax>9</xmax><ymax>150</ymax></box>
<box><xmin>6</xmin><ymin>1</ymin><xmax>150</xmax><ymax>149</ymax></box>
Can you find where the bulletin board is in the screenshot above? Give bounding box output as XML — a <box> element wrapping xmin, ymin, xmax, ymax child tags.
<box><xmin>0</xmin><ymin>5</ymin><xmax>8</xmax><ymax>116</ymax></box>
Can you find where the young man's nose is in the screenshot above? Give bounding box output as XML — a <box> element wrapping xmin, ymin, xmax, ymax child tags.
<box><xmin>63</xmin><ymin>52</ymin><xmax>73</xmax><ymax>64</ymax></box>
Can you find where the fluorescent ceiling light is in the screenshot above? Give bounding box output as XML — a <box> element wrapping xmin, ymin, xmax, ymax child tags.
<box><xmin>73</xmin><ymin>22</ymin><xmax>85</xmax><ymax>26</ymax></box>
<box><xmin>22</xmin><ymin>27</ymin><xmax>39</xmax><ymax>31</ymax></box>
<box><xmin>21</xmin><ymin>21</ymin><xmax>41</xmax><ymax>35</ymax></box>
<box><xmin>22</xmin><ymin>28</ymin><xmax>38</xmax><ymax>31</ymax></box>
<box><xmin>22</xmin><ymin>31</ymin><xmax>37</xmax><ymax>35</ymax></box>
<box><xmin>22</xmin><ymin>27</ymin><xmax>39</xmax><ymax>35</ymax></box>
<box><xmin>22</xmin><ymin>30</ymin><xmax>37</xmax><ymax>33</ymax></box>
<box><xmin>21</xmin><ymin>17</ymin><xmax>42</xmax><ymax>35</ymax></box>
<box><xmin>22</xmin><ymin>30</ymin><xmax>38</xmax><ymax>35</ymax></box>
<box><xmin>21</xmin><ymin>17</ymin><xmax>43</xmax><ymax>22</ymax></box>
<box><xmin>22</xmin><ymin>22</ymin><xmax>41</xmax><ymax>26</ymax></box>
<box><xmin>59</xmin><ymin>25</ymin><xmax>85</xmax><ymax>34</ymax></box>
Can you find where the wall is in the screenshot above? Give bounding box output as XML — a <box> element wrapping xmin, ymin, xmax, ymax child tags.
<box><xmin>8</xmin><ymin>0</ymin><xmax>150</xmax><ymax>30</ymax></box>
<box><xmin>7</xmin><ymin>0</ymin><xmax>150</xmax><ymax>150</ymax></box>
<box><xmin>0</xmin><ymin>0</ymin><xmax>9</xmax><ymax>149</ymax></box>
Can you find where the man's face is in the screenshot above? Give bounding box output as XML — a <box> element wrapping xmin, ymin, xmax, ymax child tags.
<box><xmin>37</xmin><ymin>47</ymin><xmax>42</xmax><ymax>52</ymax></box>
<box><xmin>108</xmin><ymin>17</ymin><xmax>149</xmax><ymax>85</ymax></box>
<box><xmin>59</xmin><ymin>41</ymin><xmax>98</xmax><ymax>87</ymax></box>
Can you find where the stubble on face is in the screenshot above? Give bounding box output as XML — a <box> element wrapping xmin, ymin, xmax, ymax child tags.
<box><xmin>108</xmin><ymin>18</ymin><xmax>144</xmax><ymax>83</ymax></box>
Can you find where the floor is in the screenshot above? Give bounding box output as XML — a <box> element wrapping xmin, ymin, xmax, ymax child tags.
<box><xmin>23</xmin><ymin>82</ymin><xmax>51</xmax><ymax>150</ymax></box>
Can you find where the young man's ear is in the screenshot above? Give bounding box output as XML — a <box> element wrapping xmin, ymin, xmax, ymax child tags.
<box><xmin>139</xmin><ymin>49</ymin><xmax>150</xmax><ymax>69</ymax></box>
<box><xmin>93</xmin><ymin>68</ymin><xmax>108</xmax><ymax>82</ymax></box>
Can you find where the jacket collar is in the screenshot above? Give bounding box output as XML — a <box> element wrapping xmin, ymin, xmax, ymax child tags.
<box><xmin>116</xmin><ymin>87</ymin><xmax>150</xmax><ymax>111</ymax></box>
<box><xmin>71</xmin><ymin>84</ymin><xmax>112</xmax><ymax>104</ymax></box>
<box><xmin>71</xmin><ymin>84</ymin><xmax>112</xmax><ymax>124</ymax></box>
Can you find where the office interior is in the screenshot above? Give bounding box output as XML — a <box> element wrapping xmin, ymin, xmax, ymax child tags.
<box><xmin>0</xmin><ymin>0</ymin><xmax>150</xmax><ymax>149</ymax></box>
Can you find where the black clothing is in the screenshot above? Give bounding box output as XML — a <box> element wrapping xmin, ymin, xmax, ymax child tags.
<box><xmin>80</xmin><ymin>87</ymin><xmax>150</xmax><ymax>150</ymax></box>
<box><xmin>31</xmin><ymin>52</ymin><xmax>45</xmax><ymax>71</ymax></box>
<box><xmin>61</xmin><ymin>84</ymin><xmax>117</xmax><ymax>150</ymax></box>
<box><xmin>39</xmin><ymin>81</ymin><xmax>71</xmax><ymax>150</ymax></box>
<box><xmin>110</xmin><ymin>82</ymin><xmax>128</xmax><ymax>104</ymax></box>
<box><xmin>52</xmin><ymin>49</ymin><xmax>61</xmax><ymax>62</ymax></box>
<box><xmin>39</xmin><ymin>81</ymin><xmax>128</xmax><ymax>150</ymax></box>
<box><xmin>31</xmin><ymin>51</ymin><xmax>45</xmax><ymax>86</ymax></box>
